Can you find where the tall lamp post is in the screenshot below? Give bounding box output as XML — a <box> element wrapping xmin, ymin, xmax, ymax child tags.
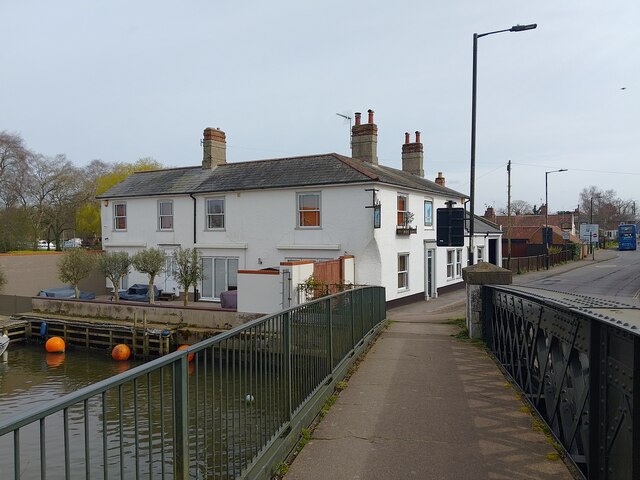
<box><xmin>469</xmin><ymin>23</ymin><xmax>537</xmax><ymax>266</ymax></box>
<box><xmin>545</xmin><ymin>168</ymin><xmax>567</xmax><ymax>268</ymax></box>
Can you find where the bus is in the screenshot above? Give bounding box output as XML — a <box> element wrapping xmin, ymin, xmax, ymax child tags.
<box><xmin>618</xmin><ymin>224</ymin><xmax>637</xmax><ymax>251</ymax></box>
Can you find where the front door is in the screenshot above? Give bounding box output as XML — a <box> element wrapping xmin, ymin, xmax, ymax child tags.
<box><xmin>425</xmin><ymin>248</ymin><xmax>436</xmax><ymax>299</ymax></box>
<box><xmin>201</xmin><ymin>257</ymin><xmax>239</xmax><ymax>301</ymax></box>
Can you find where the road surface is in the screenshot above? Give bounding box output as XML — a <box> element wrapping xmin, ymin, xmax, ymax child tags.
<box><xmin>514</xmin><ymin>250</ymin><xmax>640</xmax><ymax>302</ymax></box>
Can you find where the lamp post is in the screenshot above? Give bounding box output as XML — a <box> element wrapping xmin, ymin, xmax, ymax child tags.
<box><xmin>469</xmin><ymin>23</ymin><xmax>537</xmax><ymax>266</ymax></box>
<box><xmin>545</xmin><ymin>168</ymin><xmax>567</xmax><ymax>268</ymax></box>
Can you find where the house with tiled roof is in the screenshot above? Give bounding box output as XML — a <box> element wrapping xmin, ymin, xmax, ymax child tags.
<box><xmin>99</xmin><ymin>110</ymin><xmax>502</xmax><ymax>310</ymax></box>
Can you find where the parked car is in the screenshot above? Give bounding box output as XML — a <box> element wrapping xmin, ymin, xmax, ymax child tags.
<box><xmin>37</xmin><ymin>240</ymin><xmax>55</xmax><ymax>250</ymax></box>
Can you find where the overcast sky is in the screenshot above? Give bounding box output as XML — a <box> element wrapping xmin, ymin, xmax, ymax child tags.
<box><xmin>2</xmin><ymin>1</ymin><xmax>638</xmax><ymax>214</ymax></box>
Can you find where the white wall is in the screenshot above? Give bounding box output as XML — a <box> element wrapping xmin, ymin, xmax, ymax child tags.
<box><xmin>101</xmin><ymin>181</ymin><xmax>484</xmax><ymax>305</ymax></box>
<box><xmin>237</xmin><ymin>270</ymin><xmax>282</xmax><ymax>314</ymax></box>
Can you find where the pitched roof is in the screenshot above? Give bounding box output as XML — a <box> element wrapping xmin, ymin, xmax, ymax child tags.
<box><xmin>468</xmin><ymin>214</ymin><xmax>502</xmax><ymax>235</ymax></box>
<box><xmin>98</xmin><ymin>153</ymin><xmax>466</xmax><ymax>200</ymax></box>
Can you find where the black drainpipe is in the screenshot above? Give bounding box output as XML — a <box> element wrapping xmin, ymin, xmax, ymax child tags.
<box><xmin>189</xmin><ymin>193</ymin><xmax>197</xmax><ymax>244</ymax></box>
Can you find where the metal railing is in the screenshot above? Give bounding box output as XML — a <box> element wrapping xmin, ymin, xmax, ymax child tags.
<box><xmin>482</xmin><ymin>285</ymin><xmax>640</xmax><ymax>479</ymax></box>
<box><xmin>0</xmin><ymin>286</ymin><xmax>386</xmax><ymax>479</ymax></box>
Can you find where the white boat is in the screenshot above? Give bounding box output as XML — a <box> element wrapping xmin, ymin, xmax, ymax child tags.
<box><xmin>0</xmin><ymin>334</ymin><xmax>9</xmax><ymax>355</ymax></box>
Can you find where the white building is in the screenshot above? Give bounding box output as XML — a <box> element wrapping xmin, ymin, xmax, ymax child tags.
<box><xmin>99</xmin><ymin>110</ymin><xmax>502</xmax><ymax>308</ymax></box>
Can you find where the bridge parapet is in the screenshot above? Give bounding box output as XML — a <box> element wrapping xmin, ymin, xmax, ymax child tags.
<box><xmin>483</xmin><ymin>284</ymin><xmax>640</xmax><ymax>480</ymax></box>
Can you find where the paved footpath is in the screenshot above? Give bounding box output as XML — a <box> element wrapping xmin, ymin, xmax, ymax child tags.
<box><xmin>284</xmin><ymin>253</ymin><xmax>619</xmax><ymax>479</ymax></box>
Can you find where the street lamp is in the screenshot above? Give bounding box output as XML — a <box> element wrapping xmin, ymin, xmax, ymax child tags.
<box><xmin>469</xmin><ymin>23</ymin><xmax>537</xmax><ymax>266</ymax></box>
<box><xmin>545</xmin><ymin>168</ymin><xmax>567</xmax><ymax>268</ymax></box>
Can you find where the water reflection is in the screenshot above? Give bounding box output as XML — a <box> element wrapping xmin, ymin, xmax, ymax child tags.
<box><xmin>0</xmin><ymin>344</ymin><xmax>284</xmax><ymax>479</ymax></box>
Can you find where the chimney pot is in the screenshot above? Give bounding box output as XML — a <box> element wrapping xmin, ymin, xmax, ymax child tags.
<box><xmin>435</xmin><ymin>172</ymin><xmax>445</xmax><ymax>187</ymax></box>
<box><xmin>351</xmin><ymin>109</ymin><xmax>377</xmax><ymax>164</ymax></box>
<box><xmin>401</xmin><ymin>128</ymin><xmax>424</xmax><ymax>177</ymax></box>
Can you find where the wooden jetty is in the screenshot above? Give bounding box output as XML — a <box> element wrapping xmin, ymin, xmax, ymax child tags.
<box><xmin>1</xmin><ymin>314</ymin><xmax>177</xmax><ymax>357</ymax></box>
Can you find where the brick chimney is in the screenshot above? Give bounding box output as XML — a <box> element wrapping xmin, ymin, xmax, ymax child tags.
<box><xmin>202</xmin><ymin>128</ymin><xmax>226</xmax><ymax>169</ymax></box>
<box><xmin>351</xmin><ymin>109</ymin><xmax>378</xmax><ymax>165</ymax></box>
<box><xmin>401</xmin><ymin>131</ymin><xmax>424</xmax><ymax>177</ymax></box>
<box><xmin>484</xmin><ymin>206</ymin><xmax>496</xmax><ymax>222</ymax></box>
<box><xmin>435</xmin><ymin>172</ymin><xmax>445</xmax><ymax>187</ymax></box>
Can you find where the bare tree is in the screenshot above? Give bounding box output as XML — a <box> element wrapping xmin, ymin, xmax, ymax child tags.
<box><xmin>578</xmin><ymin>186</ymin><xmax>635</xmax><ymax>230</ymax></box>
<box><xmin>496</xmin><ymin>200</ymin><xmax>534</xmax><ymax>216</ymax></box>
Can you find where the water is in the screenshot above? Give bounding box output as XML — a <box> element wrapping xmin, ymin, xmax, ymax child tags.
<box><xmin>0</xmin><ymin>342</ymin><xmax>286</xmax><ymax>479</ymax></box>
<box><xmin>0</xmin><ymin>343</ymin><xmax>144</xmax><ymax>421</ymax></box>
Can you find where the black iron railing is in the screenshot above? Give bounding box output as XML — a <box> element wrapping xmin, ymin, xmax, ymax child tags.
<box><xmin>483</xmin><ymin>285</ymin><xmax>640</xmax><ymax>480</ymax></box>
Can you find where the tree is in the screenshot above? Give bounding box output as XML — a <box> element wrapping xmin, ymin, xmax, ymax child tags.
<box><xmin>98</xmin><ymin>251</ymin><xmax>131</xmax><ymax>302</ymax></box>
<box><xmin>76</xmin><ymin>158</ymin><xmax>163</xmax><ymax>241</ymax></box>
<box><xmin>58</xmin><ymin>249</ymin><xmax>97</xmax><ymax>299</ymax></box>
<box><xmin>172</xmin><ymin>248</ymin><xmax>203</xmax><ymax>306</ymax></box>
<box><xmin>496</xmin><ymin>200</ymin><xmax>533</xmax><ymax>216</ymax></box>
<box><xmin>131</xmin><ymin>248</ymin><xmax>166</xmax><ymax>304</ymax></box>
<box><xmin>579</xmin><ymin>186</ymin><xmax>635</xmax><ymax>230</ymax></box>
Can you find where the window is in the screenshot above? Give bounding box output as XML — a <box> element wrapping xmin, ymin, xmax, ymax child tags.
<box><xmin>446</xmin><ymin>250</ymin><xmax>455</xmax><ymax>279</ymax></box>
<box><xmin>447</xmin><ymin>248</ymin><xmax>463</xmax><ymax>280</ymax></box>
<box><xmin>398</xmin><ymin>253</ymin><xmax>409</xmax><ymax>290</ymax></box>
<box><xmin>114</xmin><ymin>202</ymin><xmax>127</xmax><ymax>231</ymax></box>
<box><xmin>158</xmin><ymin>200</ymin><xmax>173</xmax><ymax>230</ymax></box>
<box><xmin>298</xmin><ymin>192</ymin><xmax>321</xmax><ymax>227</ymax></box>
<box><xmin>424</xmin><ymin>200</ymin><xmax>433</xmax><ymax>226</ymax></box>
<box><xmin>477</xmin><ymin>246</ymin><xmax>484</xmax><ymax>262</ymax></box>
<box><xmin>397</xmin><ymin>194</ymin><xmax>408</xmax><ymax>226</ymax></box>
<box><xmin>201</xmin><ymin>257</ymin><xmax>239</xmax><ymax>300</ymax></box>
<box><xmin>206</xmin><ymin>198</ymin><xmax>225</xmax><ymax>229</ymax></box>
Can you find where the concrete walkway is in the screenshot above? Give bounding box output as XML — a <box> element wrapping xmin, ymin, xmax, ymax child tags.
<box><xmin>283</xmin><ymin>253</ymin><xmax>618</xmax><ymax>479</ymax></box>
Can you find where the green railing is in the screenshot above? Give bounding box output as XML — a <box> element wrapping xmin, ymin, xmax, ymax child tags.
<box><xmin>0</xmin><ymin>286</ymin><xmax>386</xmax><ymax>479</ymax></box>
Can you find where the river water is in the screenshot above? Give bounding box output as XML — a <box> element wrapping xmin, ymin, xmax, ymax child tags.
<box><xmin>0</xmin><ymin>342</ymin><xmax>283</xmax><ymax>479</ymax></box>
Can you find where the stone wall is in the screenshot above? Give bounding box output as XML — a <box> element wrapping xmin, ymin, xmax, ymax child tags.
<box><xmin>32</xmin><ymin>298</ymin><xmax>262</xmax><ymax>330</ymax></box>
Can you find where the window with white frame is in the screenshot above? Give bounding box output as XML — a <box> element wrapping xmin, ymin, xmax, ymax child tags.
<box><xmin>398</xmin><ymin>253</ymin><xmax>409</xmax><ymax>290</ymax></box>
<box><xmin>455</xmin><ymin>248</ymin><xmax>463</xmax><ymax>277</ymax></box>
<box><xmin>206</xmin><ymin>198</ymin><xmax>225</xmax><ymax>229</ymax></box>
<box><xmin>158</xmin><ymin>200</ymin><xmax>173</xmax><ymax>230</ymax></box>
<box><xmin>424</xmin><ymin>200</ymin><xmax>433</xmax><ymax>226</ymax></box>
<box><xmin>113</xmin><ymin>202</ymin><xmax>127</xmax><ymax>231</ymax></box>
<box><xmin>477</xmin><ymin>246</ymin><xmax>484</xmax><ymax>262</ymax></box>
<box><xmin>446</xmin><ymin>250</ymin><xmax>455</xmax><ymax>279</ymax></box>
<box><xmin>397</xmin><ymin>194</ymin><xmax>408</xmax><ymax>226</ymax></box>
<box><xmin>447</xmin><ymin>248</ymin><xmax>464</xmax><ymax>280</ymax></box>
<box><xmin>297</xmin><ymin>192</ymin><xmax>321</xmax><ymax>227</ymax></box>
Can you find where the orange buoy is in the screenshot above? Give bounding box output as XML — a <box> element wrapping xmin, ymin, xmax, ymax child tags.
<box><xmin>177</xmin><ymin>344</ymin><xmax>195</xmax><ymax>362</ymax></box>
<box><xmin>112</xmin><ymin>344</ymin><xmax>131</xmax><ymax>361</ymax></box>
<box><xmin>45</xmin><ymin>336</ymin><xmax>65</xmax><ymax>353</ymax></box>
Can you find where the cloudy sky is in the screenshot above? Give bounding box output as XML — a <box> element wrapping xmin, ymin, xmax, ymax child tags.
<box><xmin>1</xmin><ymin>1</ymin><xmax>638</xmax><ymax>214</ymax></box>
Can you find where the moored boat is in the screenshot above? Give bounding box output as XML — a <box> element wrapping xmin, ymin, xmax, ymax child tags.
<box><xmin>0</xmin><ymin>334</ymin><xmax>9</xmax><ymax>355</ymax></box>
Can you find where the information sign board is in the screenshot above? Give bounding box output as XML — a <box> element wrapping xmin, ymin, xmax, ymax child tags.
<box><xmin>579</xmin><ymin>224</ymin><xmax>599</xmax><ymax>244</ymax></box>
